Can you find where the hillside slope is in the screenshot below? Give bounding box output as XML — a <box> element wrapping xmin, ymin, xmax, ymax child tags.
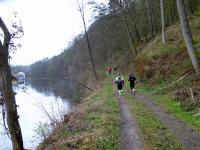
<box><xmin>133</xmin><ymin>14</ymin><xmax>200</xmax><ymax>110</ymax></box>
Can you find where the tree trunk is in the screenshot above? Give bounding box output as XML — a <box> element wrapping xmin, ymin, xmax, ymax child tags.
<box><xmin>176</xmin><ymin>0</ymin><xmax>200</xmax><ymax>74</ymax></box>
<box><xmin>173</xmin><ymin>0</ymin><xmax>178</xmax><ymax>23</ymax></box>
<box><xmin>123</xmin><ymin>0</ymin><xmax>141</xmax><ymax>42</ymax></box>
<box><xmin>0</xmin><ymin>17</ymin><xmax>24</xmax><ymax>150</ymax></box>
<box><xmin>160</xmin><ymin>0</ymin><xmax>166</xmax><ymax>43</ymax></box>
<box><xmin>118</xmin><ymin>0</ymin><xmax>137</xmax><ymax>57</ymax></box>
<box><xmin>0</xmin><ymin>65</ymin><xmax>24</xmax><ymax>150</ymax></box>
<box><xmin>188</xmin><ymin>0</ymin><xmax>195</xmax><ymax>14</ymax></box>
<box><xmin>76</xmin><ymin>0</ymin><xmax>98</xmax><ymax>80</ymax></box>
<box><xmin>147</xmin><ymin>0</ymin><xmax>154</xmax><ymax>38</ymax></box>
<box><xmin>121</xmin><ymin>8</ymin><xmax>137</xmax><ymax>57</ymax></box>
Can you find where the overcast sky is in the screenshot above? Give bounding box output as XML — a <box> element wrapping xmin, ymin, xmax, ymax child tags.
<box><xmin>0</xmin><ymin>0</ymin><xmax>108</xmax><ymax>66</ymax></box>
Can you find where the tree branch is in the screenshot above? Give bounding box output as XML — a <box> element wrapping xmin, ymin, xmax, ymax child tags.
<box><xmin>11</xmin><ymin>20</ymin><xmax>24</xmax><ymax>39</ymax></box>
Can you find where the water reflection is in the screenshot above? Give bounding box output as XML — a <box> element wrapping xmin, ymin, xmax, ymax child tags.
<box><xmin>0</xmin><ymin>79</ymin><xmax>81</xmax><ymax>150</ymax></box>
<box><xmin>27</xmin><ymin>79</ymin><xmax>86</xmax><ymax>101</ymax></box>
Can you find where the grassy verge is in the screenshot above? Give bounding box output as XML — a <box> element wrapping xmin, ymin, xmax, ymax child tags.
<box><xmin>38</xmin><ymin>76</ymin><xmax>120</xmax><ymax>150</ymax></box>
<box><xmin>123</xmin><ymin>91</ymin><xmax>183</xmax><ymax>150</ymax></box>
<box><xmin>137</xmin><ymin>85</ymin><xmax>200</xmax><ymax>133</ymax></box>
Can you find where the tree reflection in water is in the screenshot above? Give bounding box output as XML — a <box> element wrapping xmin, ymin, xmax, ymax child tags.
<box><xmin>26</xmin><ymin>79</ymin><xmax>86</xmax><ymax>102</ymax></box>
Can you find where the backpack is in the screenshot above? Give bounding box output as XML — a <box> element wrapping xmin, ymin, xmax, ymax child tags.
<box><xmin>117</xmin><ymin>77</ymin><xmax>123</xmax><ymax>85</ymax></box>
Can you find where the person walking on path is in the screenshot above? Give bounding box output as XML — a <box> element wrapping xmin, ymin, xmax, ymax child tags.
<box><xmin>128</xmin><ymin>73</ymin><xmax>136</xmax><ymax>95</ymax></box>
<box><xmin>115</xmin><ymin>74</ymin><xmax>124</xmax><ymax>96</ymax></box>
<box><xmin>114</xmin><ymin>65</ymin><xmax>117</xmax><ymax>74</ymax></box>
<box><xmin>108</xmin><ymin>66</ymin><xmax>112</xmax><ymax>75</ymax></box>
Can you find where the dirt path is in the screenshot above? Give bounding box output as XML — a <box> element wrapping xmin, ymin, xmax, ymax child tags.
<box><xmin>136</xmin><ymin>94</ymin><xmax>200</xmax><ymax>150</ymax></box>
<box><xmin>112</xmin><ymin>80</ymin><xmax>143</xmax><ymax>150</ymax></box>
<box><xmin>118</xmin><ymin>95</ymin><xmax>143</xmax><ymax>150</ymax></box>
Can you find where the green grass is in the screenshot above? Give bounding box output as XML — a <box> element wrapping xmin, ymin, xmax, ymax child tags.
<box><xmin>123</xmin><ymin>90</ymin><xmax>183</xmax><ymax>150</ymax></box>
<box><xmin>86</xmin><ymin>77</ymin><xmax>120</xmax><ymax>150</ymax></box>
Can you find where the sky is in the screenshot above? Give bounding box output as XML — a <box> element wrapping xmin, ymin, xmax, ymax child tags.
<box><xmin>0</xmin><ymin>0</ymin><xmax>108</xmax><ymax>65</ymax></box>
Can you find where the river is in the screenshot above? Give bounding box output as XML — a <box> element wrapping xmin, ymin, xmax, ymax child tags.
<box><xmin>0</xmin><ymin>79</ymin><xmax>85</xmax><ymax>150</ymax></box>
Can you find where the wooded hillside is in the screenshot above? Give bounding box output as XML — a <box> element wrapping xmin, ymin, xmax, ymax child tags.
<box><xmin>23</xmin><ymin>0</ymin><xmax>200</xmax><ymax>89</ymax></box>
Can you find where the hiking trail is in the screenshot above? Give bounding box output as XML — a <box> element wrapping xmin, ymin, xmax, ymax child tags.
<box><xmin>112</xmin><ymin>80</ymin><xmax>143</xmax><ymax>150</ymax></box>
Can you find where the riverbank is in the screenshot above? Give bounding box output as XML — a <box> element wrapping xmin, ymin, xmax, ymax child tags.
<box><xmin>37</xmin><ymin>76</ymin><xmax>120</xmax><ymax>149</ymax></box>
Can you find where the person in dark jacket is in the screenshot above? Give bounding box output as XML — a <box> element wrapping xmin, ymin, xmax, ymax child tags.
<box><xmin>128</xmin><ymin>73</ymin><xmax>136</xmax><ymax>95</ymax></box>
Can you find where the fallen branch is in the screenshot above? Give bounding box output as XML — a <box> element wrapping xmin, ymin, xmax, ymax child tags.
<box><xmin>153</xmin><ymin>73</ymin><xmax>189</xmax><ymax>93</ymax></box>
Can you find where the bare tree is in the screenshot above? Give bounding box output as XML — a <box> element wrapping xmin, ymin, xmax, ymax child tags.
<box><xmin>0</xmin><ymin>17</ymin><xmax>24</xmax><ymax>150</ymax></box>
<box><xmin>76</xmin><ymin>0</ymin><xmax>98</xmax><ymax>80</ymax></box>
<box><xmin>160</xmin><ymin>0</ymin><xmax>166</xmax><ymax>43</ymax></box>
<box><xmin>176</xmin><ymin>0</ymin><xmax>200</xmax><ymax>74</ymax></box>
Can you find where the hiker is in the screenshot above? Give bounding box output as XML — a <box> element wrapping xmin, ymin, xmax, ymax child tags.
<box><xmin>115</xmin><ymin>74</ymin><xmax>124</xmax><ymax>96</ymax></box>
<box><xmin>128</xmin><ymin>73</ymin><xmax>136</xmax><ymax>95</ymax></box>
<box><xmin>114</xmin><ymin>65</ymin><xmax>117</xmax><ymax>73</ymax></box>
<box><xmin>108</xmin><ymin>66</ymin><xmax>112</xmax><ymax>75</ymax></box>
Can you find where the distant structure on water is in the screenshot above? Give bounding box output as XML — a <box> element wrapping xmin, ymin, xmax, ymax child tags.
<box><xmin>16</xmin><ymin>72</ymin><xmax>26</xmax><ymax>84</ymax></box>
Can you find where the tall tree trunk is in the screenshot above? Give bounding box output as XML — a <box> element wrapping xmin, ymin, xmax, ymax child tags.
<box><xmin>76</xmin><ymin>0</ymin><xmax>98</xmax><ymax>80</ymax></box>
<box><xmin>147</xmin><ymin>0</ymin><xmax>154</xmax><ymax>38</ymax></box>
<box><xmin>0</xmin><ymin>17</ymin><xmax>24</xmax><ymax>150</ymax></box>
<box><xmin>176</xmin><ymin>0</ymin><xmax>200</xmax><ymax>74</ymax></box>
<box><xmin>189</xmin><ymin>0</ymin><xmax>195</xmax><ymax>14</ymax></box>
<box><xmin>121</xmin><ymin>8</ymin><xmax>137</xmax><ymax>56</ymax></box>
<box><xmin>123</xmin><ymin>0</ymin><xmax>141</xmax><ymax>42</ymax></box>
<box><xmin>118</xmin><ymin>0</ymin><xmax>137</xmax><ymax>57</ymax></box>
<box><xmin>173</xmin><ymin>0</ymin><xmax>178</xmax><ymax>23</ymax></box>
<box><xmin>160</xmin><ymin>0</ymin><xmax>166</xmax><ymax>43</ymax></box>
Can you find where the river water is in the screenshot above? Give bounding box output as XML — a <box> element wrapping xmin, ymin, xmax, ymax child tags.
<box><xmin>0</xmin><ymin>79</ymin><xmax>84</xmax><ymax>150</ymax></box>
